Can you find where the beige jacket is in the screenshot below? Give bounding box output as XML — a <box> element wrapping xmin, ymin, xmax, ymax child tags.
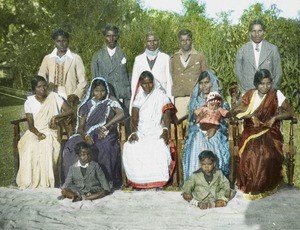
<box><xmin>38</xmin><ymin>48</ymin><xmax>88</xmax><ymax>99</ymax></box>
<box><xmin>171</xmin><ymin>47</ymin><xmax>208</xmax><ymax>97</ymax></box>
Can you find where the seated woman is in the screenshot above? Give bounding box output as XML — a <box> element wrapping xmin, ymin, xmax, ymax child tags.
<box><xmin>183</xmin><ymin>70</ymin><xmax>230</xmax><ymax>182</ymax></box>
<box><xmin>62</xmin><ymin>77</ymin><xmax>125</xmax><ymax>189</ymax></box>
<box><xmin>17</xmin><ymin>75</ymin><xmax>73</xmax><ymax>188</ymax></box>
<box><xmin>122</xmin><ymin>71</ymin><xmax>176</xmax><ymax>189</ymax></box>
<box><xmin>231</xmin><ymin>69</ymin><xmax>294</xmax><ymax>200</ymax></box>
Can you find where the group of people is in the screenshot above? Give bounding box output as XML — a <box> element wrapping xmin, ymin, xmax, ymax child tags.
<box><xmin>15</xmin><ymin>19</ymin><xmax>294</xmax><ymax>207</ymax></box>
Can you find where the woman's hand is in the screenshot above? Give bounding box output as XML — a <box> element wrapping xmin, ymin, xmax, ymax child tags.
<box><xmin>128</xmin><ymin>132</ymin><xmax>138</xmax><ymax>143</ymax></box>
<box><xmin>160</xmin><ymin>128</ymin><xmax>169</xmax><ymax>144</ymax></box>
<box><xmin>264</xmin><ymin>116</ymin><xmax>276</xmax><ymax>128</ymax></box>
<box><xmin>251</xmin><ymin>115</ymin><xmax>263</xmax><ymax>128</ymax></box>
<box><xmin>98</xmin><ymin>126</ymin><xmax>109</xmax><ymax>139</ymax></box>
<box><xmin>84</xmin><ymin>134</ymin><xmax>94</xmax><ymax>145</ymax></box>
<box><xmin>36</xmin><ymin>132</ymin><xmax>46</xmax><ymax>140</ymax></box>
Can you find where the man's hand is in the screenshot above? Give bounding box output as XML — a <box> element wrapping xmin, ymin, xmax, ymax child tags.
<box><xmin>67</xmin><ymin>94</ymin><xmax>80</xmax><ymax>107</ymax></box>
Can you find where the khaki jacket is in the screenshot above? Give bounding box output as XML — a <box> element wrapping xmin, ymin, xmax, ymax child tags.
<box><xmin>183</xmin><ymin>169</ymin><xmax>230</xmax><ymax>202</ymax></box>
<box><xmin>171</xmin><ymin>48</ymin><xmax>208</xmax><ymax>97</ymax></box>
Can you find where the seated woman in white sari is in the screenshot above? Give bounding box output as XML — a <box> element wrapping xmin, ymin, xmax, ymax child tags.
<box><xmin>16</xmin><ymin>75</ymin><xmax>73</xmax><ymax>188</ymax></box>
<box><xmin>123</xmin><ymin>71</ymin><xmax>176</xmax><ymax>189</ymax></box>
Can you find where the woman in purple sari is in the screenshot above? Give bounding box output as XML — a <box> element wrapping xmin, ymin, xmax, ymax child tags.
<box><xmin>62</xmin><ymin>77</ymin><xmax>125</xmax><ymax>189</ymax></box>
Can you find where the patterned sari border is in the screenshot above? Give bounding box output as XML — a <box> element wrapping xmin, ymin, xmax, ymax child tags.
<box><xmin>242</xmin><ymin>186</ymin><xmax>279</xmax><ymax>200</ymax></box>
<box><xmin>238</xmin><ymin>129</ymin><xmax>269</xmax><ymax>157</ymax></box>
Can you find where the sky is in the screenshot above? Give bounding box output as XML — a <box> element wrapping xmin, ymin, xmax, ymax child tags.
<box><xmin>141</xmin><ymin>0</ymin><xmax>300</xmax><ymax>24</ymax></box>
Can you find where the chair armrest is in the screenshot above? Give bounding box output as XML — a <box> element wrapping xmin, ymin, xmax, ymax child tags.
<box><xmin>10</xmin><ymin>118</ymin><xmax>27</xmax><ymax>125</ymax></box>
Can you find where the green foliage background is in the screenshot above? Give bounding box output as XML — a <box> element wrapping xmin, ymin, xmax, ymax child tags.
<box><xmin>0</xmin><ymin>0</ymin><xmax>299</xmax><ymax>111</ymax></box>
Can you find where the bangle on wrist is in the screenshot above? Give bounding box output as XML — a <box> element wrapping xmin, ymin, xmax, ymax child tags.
<box><xmin>33</xmin><ymin>130</ymin><xmax>39</xmax><ymax>135</ymax></box>
<box><xmin>162</xmin><ymin>127</ymin><xmax>168</xmax><ymax>131</ymax></box>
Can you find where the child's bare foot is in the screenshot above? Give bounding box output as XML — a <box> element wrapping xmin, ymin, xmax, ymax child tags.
<box><xmin>198</xmin><ymin>202</ymin><xmax>208</xmax><ymax>209</ymax></box>
<box><xmin>57</xmin><ymin>195</ymin><xmax>65</xmax><ymax>200</ymax></box>
<box><xmin>182</xmin><ymin>192</ymin><xmax>193</xmax><ymax>202</ymax></box>
<box><xmin>72</xmin><ymin>195</ymin><xmax>82</xmax><ymax>202</ymax></box>
<box><xmin>215</xmin><ymin>199</ymin><xmax>226</xmax><ymax>207</ymax></box>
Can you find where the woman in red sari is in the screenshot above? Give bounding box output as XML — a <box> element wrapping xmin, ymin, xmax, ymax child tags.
<box><xmin>232</xmin><ymin>69</ymin><xmax>293</xmax><ymax>199</ymax></box>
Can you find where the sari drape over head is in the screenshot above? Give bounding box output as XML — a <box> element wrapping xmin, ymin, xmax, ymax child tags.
<box><xmin>122</xmin><ymin>80</ymin><xmax>176</xmax><ymax>188</ymax></box>
<box><xmin>62</xmin><ymin>77</ymin><xmax>123</xmax><ymax>188</ymax></box>
<box><xmin>183</xmin><ymin>70</ymin><xmax>230</xmax><ymax>181</ymax></box>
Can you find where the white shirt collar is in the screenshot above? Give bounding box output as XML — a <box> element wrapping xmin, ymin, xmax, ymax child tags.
<box><xmin>106</xmin><ymin>46</ymin><xmax>116</xmax><ymax>57</ymax></box>
<box><xmin>251</xmin><ymin>40</ymin><xmax>262</xmax><ymax>51</ymax></box>
<box><xmin>76</xmin><ymin>160</ymin><xmax>89</xmax><ymax>168</ymax></box>
<box><xmin>49</xmin><ymin>48</ymin><xmax>73</xmax><ymax>59</ymax></box>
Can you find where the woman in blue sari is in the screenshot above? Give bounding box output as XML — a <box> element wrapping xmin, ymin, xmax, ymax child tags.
<box><xmin>62</xmin><ymin>77</ymin><xmax>125</xmax><ymax>189</ymax></box>
<box><xmin>183</xmin><ymin>70</ymin><xmax>230</xmax><ymax>182</ymax></box>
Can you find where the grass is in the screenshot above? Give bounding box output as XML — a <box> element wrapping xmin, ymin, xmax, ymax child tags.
<box><xmin>0</xmin><ymin>94</ymin><xmax>299</xmax><ymax>189</ymax></box>
<box><xmin>0</xmin><ymin>95</ymin><xmax>25</xmax><ymax>186</ymax></box>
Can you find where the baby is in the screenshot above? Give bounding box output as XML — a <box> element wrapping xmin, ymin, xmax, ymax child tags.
<box><xmin>194</xmin><ymin>91</ymin><xmax>230</xmax><ymax>138</ymax></box>
<box><xmin>59</xmin><ymin>142</ymin><xmax>111</xmax><ymax>202</ymax></box>
<box><xmin>182</xmin><ymin>150</ymin><xmax>231</xmax><ymax>209</ymax></box>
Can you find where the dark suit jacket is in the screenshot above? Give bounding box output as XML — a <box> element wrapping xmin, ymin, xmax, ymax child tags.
<box><xmin>91</xmin><ymin>46</ymin><xmax>131</xmax><ymax>103</ymax></box>
<box><xmin>63</xmin><ymin>161</ymin><xmax>110</xmax><ymax>195</ymax></box>
<box><xmin>235</xmin><ymin>40</ymin><xmax>282</xmax><ymax>93</ymax></box>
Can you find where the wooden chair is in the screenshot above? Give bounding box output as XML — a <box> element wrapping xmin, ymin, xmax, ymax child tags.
<box><xmin>163</xmin><ymin>115</ymin><xmax>298</xmax><ymax>189</ymax></box>
<box><xmin>10</xmin><ymin>117</ymin><xmax>71</xmax><ymax>187</ymax></box>
<box><xmin>228</xmin><ymin>116</ymin><xmax>298</xmax><ymax>187</ymax></box>
<box><xmin>119</xmin><ymin>118</ymin><xmax>186</xmax><ymax>188</ymax></box>
<box><xmin>170</xmin><ymin>116</ymin><xmax>236</xmax><ymax>187</ymax></box>
<box><xmin>169</xmin><ymin>116</ymin><xmax>188</xmax><ymax>187</ymax></box>
<box><xmin>12</xmin><ymin>115</ymin><xmax>296</xmax><ymax>189</ymax></box>
<box><xmin>119</xmin><ymin>122</ymin><xmax>128</xmax><ymax>187</ymax></box>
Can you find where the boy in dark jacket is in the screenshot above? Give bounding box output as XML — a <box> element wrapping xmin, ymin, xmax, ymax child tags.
<box><xmin>60</xmin><ymin>142</ymin><xmax>111</xmax><ymax>202</ymax></box>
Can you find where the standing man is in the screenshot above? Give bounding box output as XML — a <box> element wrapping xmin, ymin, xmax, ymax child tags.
<box><xmin>171</xmin><ymin>29</ymin><xmax>208</xmax><ymax>187</ymax></box>
<box><xmin>235</xmin><ymin>19</ymin><xmax>282</xmax><ymax>94</ymax></box>
<box><xmin>91</xmin><ymin>25</ymin><xmax>131</xmax><ymax>112</ymax></box>
<box><xmin>38</xmin><ymin>28</ymin><xmax>88</xmax><ymax>101</ymax></box>
<box><xmin>171</xmin><ymin>29</ymin><xmax>208</xmax><ymax>119</ymax></box>
<box><xmin>130</xmin><ymin>31</ymin><xmax>173</xmax><ymax>110</ymax></box>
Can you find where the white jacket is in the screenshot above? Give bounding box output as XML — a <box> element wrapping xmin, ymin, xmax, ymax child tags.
<box><xmin>130</xmin><ymin>51</ymin><xmax>173</xmax><ymax>112</ymax></box>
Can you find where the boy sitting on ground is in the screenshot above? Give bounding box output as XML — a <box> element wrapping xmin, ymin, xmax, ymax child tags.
<box><xmin>59</xmin><ymin>142</ymin><xmax>111</xmax><ymax>202</ymax></box>
<box><xmin>182</xmin><ymin>150</ymin><xmax>230</xmax><ymax>209</ymax></box>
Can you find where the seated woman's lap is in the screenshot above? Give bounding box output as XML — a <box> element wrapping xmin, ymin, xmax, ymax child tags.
<box><xmin>183</xmin><ymin>124</ymin><xmax>230</xmax><ymax>181</ymax></box>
